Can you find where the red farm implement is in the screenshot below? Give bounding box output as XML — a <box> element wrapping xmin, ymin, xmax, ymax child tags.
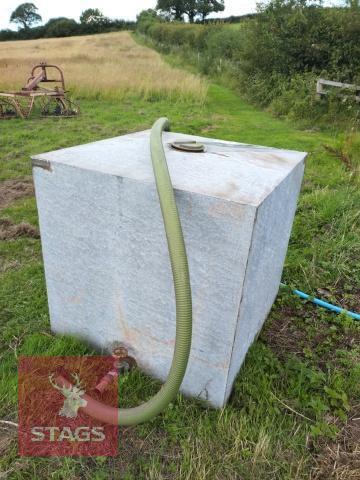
<box><xmin>0</xmin><ymin>63</ymin><xmax>79</xmax><ymax>119</ymax></box>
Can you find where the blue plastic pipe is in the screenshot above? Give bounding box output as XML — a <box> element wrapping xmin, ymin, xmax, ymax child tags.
<box><xmin>280</xmin><ymin>283</ymin><xmax>360</xmax><ymax>321</ymax></box>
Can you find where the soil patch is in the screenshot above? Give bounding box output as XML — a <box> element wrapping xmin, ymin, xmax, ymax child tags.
<box><xmin>263</xmin><ymin>304</ymin><xmax>360</xmax><ymax>368</ymax></box>
<box><xmin>311</xmin><ymin>406</ymin><xmax>360</xmax><ymax>479</ymax></box>
<box><xmin>0</xmin><ymin>178</ymin><xmax>34</xmax><ymax>209</ymax></box>
<box><xmin>0</xmin><ymin>218</ymin><xmax>39</xmax><ymax>240</ymax></box>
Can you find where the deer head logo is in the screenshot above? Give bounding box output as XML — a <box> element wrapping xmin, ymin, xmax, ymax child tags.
<box><xmin>49</xmin><ymin>373</ymin><xmax>88</xmax><ymax>419</ymax></box>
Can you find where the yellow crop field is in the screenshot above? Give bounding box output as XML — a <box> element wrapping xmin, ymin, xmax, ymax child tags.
<box><xmin>0</xmin><ymin>31</ymin><xmax>207</xmax><ymax>102</ymax></box>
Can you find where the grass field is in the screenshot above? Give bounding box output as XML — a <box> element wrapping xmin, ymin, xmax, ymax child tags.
<box><xmin>0</xmin><ymin>32</ymin><xmax>359</xmax><ymax>479</ymax></box>
<box><xmin>0</xmin><ymin>32</ymin><xmax>207</xmax><ymax>102</ymax></box>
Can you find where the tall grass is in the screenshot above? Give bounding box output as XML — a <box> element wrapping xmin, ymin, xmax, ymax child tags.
<box><xmin>0</xmin><ymin>32</ymin><xmax>207</xmax><ymax>102</ymax></box>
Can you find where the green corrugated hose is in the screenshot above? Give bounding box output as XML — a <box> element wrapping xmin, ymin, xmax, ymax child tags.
<box><xmin>56</xmin><ymin>118</ymin><xmax>192</xmax><ymax>425</ymax></box>
<box><xmin>117</xmin><ymin>117</ymin><xmax>192</xmax><ymax>425</ymax></box>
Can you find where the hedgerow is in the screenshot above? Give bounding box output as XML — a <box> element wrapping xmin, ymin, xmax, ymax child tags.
<box><xmin>138</xmin><ymin>0</ymin><xmax>360</xmax><ymax>124</ymax></box>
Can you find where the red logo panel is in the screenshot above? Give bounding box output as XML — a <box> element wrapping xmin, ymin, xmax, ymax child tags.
<box><xmin>18</xmin><ymin>356</ymin><xmax>118</xmax><ymax>456</ymax></box>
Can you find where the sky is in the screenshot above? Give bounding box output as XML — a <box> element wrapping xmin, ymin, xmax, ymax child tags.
<box><xmin>0</xmin><ymin>0</ymin><xmax>258</xmax><ymax>30</ymax></box>
<box><xmin>0</xmin><ymin>0</ymin><xmax>346</xmax><ymax>30</ymax></box>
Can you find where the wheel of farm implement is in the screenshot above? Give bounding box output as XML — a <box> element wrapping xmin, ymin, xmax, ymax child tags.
<box><xmin>0</xmin><ymin>98</ymin><xmax>20</xmax><ymax>119</ymax></box>
<box><xmin>64</xmin><ymin>97</ymin><xmax>80</xmax><ymax>116</ymax></box>
<box><xmin>40</xmin><ymin>97</ymin><xmax>64</xmax><ymax>116</ymax></box>
<box><xmin>40</xmin><ymin>96</ymin><xmax>79</xmax><ymax>117</ymax></box>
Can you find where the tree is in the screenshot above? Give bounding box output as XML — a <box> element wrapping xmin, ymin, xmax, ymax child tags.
<box><xmin>44</xmin><ymin>17</ymin><xmax>78</xmax><ymax>37</ymax></box>
<box><xmin>346</xmin><ymin>0</ymin><xmax>359</xmax><ymax>8</ymax></box>
<box><xmin>156</xmin><ymin>0</ymin><xmax>225</xmax><ymax>23</ymax></box>
<box><xmin>137</xmin><ymin>9</ymin><xmax>159</xmax><ymax>23</ymax></box>
<box><xmin>156</xmin><ymin>0</ymin><xmax>185</xmax><ymax>21</ymax></box>
<box><xmin>10</xmin><ymin>3</ymin><xmax>42</xmax><ymax>30</ymax></box>
<box><xmin>184</xmin><ymin>0</ymin><xmax>198</xmax><ymax>23</ymax></box>
<box><xmin>80</xmin><ymin>8</ymin><xmax>107</xmax><ymax>25</ymax></box>
<box><xmin>197</xmin><ymin>0</ymin><xmax>225</xmax><ymax>22</ymax></box>
<box><xmin>137</xmin><ymin>9</ymin><xmax>161</xmax><ymax>33</ymax></box>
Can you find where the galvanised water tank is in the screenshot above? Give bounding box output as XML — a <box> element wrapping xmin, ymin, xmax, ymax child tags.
<box><xmin>32</xmin><ymin>130</ymin><xmax>306</xmax><ymax>407</ymax></box>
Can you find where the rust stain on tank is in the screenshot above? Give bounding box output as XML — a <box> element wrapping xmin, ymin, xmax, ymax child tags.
<box><xmin>116</xmin><ymin>297</ymin><xmax>175</xmax><ymax>357</ymax></box>
<box><xmin>240</xmin><ymin>151</ymin><xmax>292</xmax><ymax>169</ymax></box>
<box><xmin>213</xmin><ymin>181</ymin><xmax>263</xmax><ymax>205</ymax></box>
<box><xmin>67</xmin><ymin>295</ymin><xmax>82</xmax><ymax>304</ymax></box>
<box><xmin>208</xmin><ymin>194</ymin><xmax>248</xmax><ymax>220</ymax></box>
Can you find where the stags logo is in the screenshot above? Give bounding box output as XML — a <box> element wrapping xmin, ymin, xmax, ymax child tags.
<box><xmin>48</xmin><ymin>373</ymin><xmax>88</xmax><ymax>419</ymax></box>
<box><xmin>18</xmin><ymin>356</ymin><xmax>118</xmax><ymax>456</ymax></box>
<box><xmin>30</xmin><ymin>426</ymin><xmax>106</xmax><ymax>443</ymax></box>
